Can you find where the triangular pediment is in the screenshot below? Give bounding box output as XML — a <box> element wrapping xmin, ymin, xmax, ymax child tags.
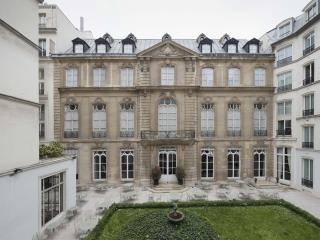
<box><xmin>138</xmin><ymin>40</ymin><xmax>199</xmax><ymax>58</ymax></box>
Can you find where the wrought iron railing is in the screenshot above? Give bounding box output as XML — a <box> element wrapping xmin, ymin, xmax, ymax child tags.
<box><xmin>303</xmin><ymin>76</ymin><xmax>314</xmax><ymax>86</ymax></box>
<box><xmin>303</xmin><ymin>109</ymin><xmax>314</xmax><ymax>117</ymax></box>
<box><xmin>141</xmin><ymin>130</ymin><xmax>195</xmax><ymax>140</ymax></box>
<box><xmin>277</xmin><ymin>84</ymin><xmax>292</xmax><ymax>92</ymax></box>
<box><xmin>92</xmin><ymin>131</ymin><xmax>106</xmax><ymax>138</ymax></box>
<box><xmin>254</xmin><ymin>130</ymin><xmax>267</xmax><ymax>136</ymax></box>
<box><xmin>120</xmin><ymin>131</ymin><xmax>135</xmax><ymax>138</ymax></box>
<box><xmin>303</xmin><ymin>45</ymin><xmax>315</xmax><ymax>56</ymax></box>
<box><xmin>227</xmin><ymin>130</ymin><xmax>241</xmax><ymax>137</ymax></box>
<box><xmin>277</xmin><ymin>128</ymin><xmax>291</xmax><ymax>136</ymax></box>
<box><xmin>302</xmin><ymin>142</ymin><xmax>314</xmax><ymax>148</ymax></box>
<box><xmin>301</xmin><ymin>178</ymin><xmax>313</xmax><ymax>188</ymax></box>
<box><xmin>64</xmin><ymin>131</ymin><xmax>79</xmax><ymax>138</ymax></box>
<box><xmin>200</xmin><ymin>130</ymin><xmax>215</xmax><ymax>137</ymax></box>
<box><xmin>277</xmin><ymin>56</ymin><xmax>292</xmax><ymax>67</ymax></box>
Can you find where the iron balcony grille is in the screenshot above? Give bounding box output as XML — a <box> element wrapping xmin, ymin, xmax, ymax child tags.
<box><xmin>227</xmin><ymin>130</ymin><xmax>241</xmax><ymax>137</ymax></box>
<box><xmin>277</xmin><ymin>56</ymin><xmax>292</xmax><ymax>67</ymax></box>
<box><xmin>64</xmin><ymin>131</ymin><xmax>79</xmax><ymax>138</ymax></box>
<box><xmin>39</xmin><ymin>50</ymin><xmax>46</xmax><ymax>57</ymax></box>
<box><xmin>303</xmin><ymin>109</ymin><xmax>314</xmax><ymax>117</ymax></box>
<box><xmin>303</xmin><ymin>45</ymin><xmax>315</xmax><ymax>56</ymax></box>
<box><xmin>254</xmin><ymin>130</ymin><xmax>267</xmax><ymax>136</ymax></box>
<box><xmin>277</xmin><ymin>84</ymin><xmax>292</xmax><ymax>92</ymax></box>
<box><xmin>39</xmin><ymin>23</ymin><xmax>46</xmax><ymax>28</ymax></box>
<box><xmin>141</xmin><ymin>130</ymin><xmax>195</xmax><ymax>140</ymax></box>
<box><xmin>302</xmin><ymin>142</ymin><xmax>314</xmax><ymax>148</ymax></box>
<box><xmin>120</xmin><ymin>131</ymin><xmax>135</xmax><ymax>138</ymax></box>
<box><xmin>301</xmin><ymin>178</ymin><xmax>313</xmax><ymax>188</ymax></box>
<box><xmin>92</xmin><ymin>131</ymin><xmax>106</xmax><ymax>138</ymax></box>
<box><xmin>277</xmin><ymin>128</ymin><xmax>292</xmax><ymax>136</ymax></box>
<box><xmin>200</xmin><ymin>130</ymin><xmax>215</xmax><ymax>137</ymax></box>
<box><xmin>303</xmin><ymin>77</ymin><xmax>314</xmax><ymax>86</ymax></box>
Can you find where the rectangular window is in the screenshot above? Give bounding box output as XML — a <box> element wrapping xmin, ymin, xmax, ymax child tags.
<box><xmin>201</xmin><ymin>104</ymin><xmax>214</xmax><ymax>137</ymax></box>
<box><xmin>92</xmin><ymin>104</ymin><xmax>106</xmax><ymax>138</ymax></box>
<box><xmin>303</xmin><ymin>126</ymin><xmax>314</xmax><ymax>148</ymax></box>
<box><xmin>249</xmin><ymin>44</ymin><xmax>258</xmax><ymax>54</ymax></box>
<box><xmin>277</xmin><ymin>45</ymin><xmax>292</xmax><ymax>66</ymax></box>
<box><xmin>202</xmin><ymin>68</ymin><xmax>214</xmax><ymax>86</ymax></box>
<box><xmin>97</xmin><ymin>44</ymin><xmax>106</xmax><ymax>53</ymax></box>
<box><xmin>120</xmin><ymin>103</ymin><xmax>134</xmax><ymax>137</ymax></box>
<box><xmin>39</xmin><ymin>122</ymin><xmax>45</xmax><ymax>138</ymax></box>
<box><xmin>120</xmin><ymin>68</ymin><xmax>134</xmax><ymax>87</ymax></box>
<box><xmin>227</xmin><ymin>104</ymin><xmax>241</xmax><ymax>136</ymax></box>
<box><xmin>121</xmin><ymin>150</ymin><xmax>134</xmax><ymax>180</ymax></box>
<box><xmin>202</xmin><ymin>44</ymin><xmax>211</xmax><ymax>53</ymax></box>
<box><xmin>39</xmin><ymin>104</ymin><xmax>45</xmax><ymax>121</ymax></box>
<box><xmin>64</xmin><ymin>104</ymin><xmax>79</xmax><ymax>138</ymax></box>
<box><xmin>41</xmin><ymin>172</ymin><xmax>64</xmax><ymax>226</ymax></box>
<box><xmin>39</xmin><ymin>82</ymin><xmax>45</xmax><ymax>95</ymax></box>
<box><xmin>254</xmin><ymin>104</ymin><xmax>267</xmax><ymax>136</ymax></box>
<box><xmin>277</xmin><ymin>101</ymin><xmax>292</xmax><ymax>115</ymax></box>
<box><xmin>74</xmin><ymin>44</ymin><xmax>83</xmax><ymax>53</ymax></box>
<box><xmin>304</xmin><ymin>62</ymin><xmax>314</xmax><ymax>85</ymax></box>
<box><xmin>227</xmin><ymin>149</ymin><xmax>240</xmax><ymax>178</ymax></box>
<box><xmin>307</xmin><ymin>4</ymin><xmax>317</xmax><ymax>21</ymax></box>
<box><xmin>254</xmin><ymin>68</ymin><xmax>266</xmax><ymax>86</ymax></box>
<box><xmin>304</xmin><ymin>32</ymin><xmax>315</xmax><ymax>55</ymax></box>
<box><xmin>39</xmin><ymin>68</ymin><xmax>45</xmax><ymax>80</ymax></box>
<box><xmin>161</xmin><ymin>67</ymin><xmax>175</xmax><ymax>85</ymax></box>
<box><xmin>228</xmin><ymin>68</ymin><xmax>240</xmax><ymax>86</ymax></box>
<box><xmin>253</xmin><ymin>149</ymin><xmax>265</xmax><ymax>178</ymax></box>
<box><xmin>303</xmin><ymin>94</ymin><xmax>314</xmax><ymax>116</ymax></box>
<box><xmin>93</xmin><ymin>68</ymin><xmax>106</xmax><ymax>87</ymax></box>
<box><xmin>302</xmin><ymin>159</ymin><xmax>313</xmax><ymax>188</ymax></box>
<box><xmin>39</xmin><ymin>39</ymin><xmax>46</xmax><ymax>56</ymax></box>
<box><xmin>277</xmin><ymin>120</ymin><xmax>291</xmax><ymax>136</ymax></box>
<box><xmin>123</xmin><ymin>44</ymin><xmax>133</xmax><ymax>54</ymax></box>
<box><xmin>201</xmin><ymin>149</ymin><xmax>214</xmax><ymax>178</ymax></box>
<box><xmin>228</xmin><ymin>44</ymin><xmax>237</xmax><ymax>53</ymax></box>
<box><xmin>279</xmin><ymin>23</ymin><xmax>291</xmax><ymax>37</ymax></box>
<box><xmin>65</xmin><ymin>68</ymin><xmax>78</xmax><ymax>87</ymax></box>
<box><xmin>93</xmin><ymin>151</ymin><xmax>107</xmax><ymax>180</ymax></box>
<box><xmin>39</xmin><ymin>13</ymin><xmax>46</xmax><ymax>26</ymax></box>
<box><xmin>277</xmin><ymin>147</ymin><xmax>291</xmax><ymax>181</ymax></box>
<box><xmin>277</xmin><ymin>71</ymin><xmax>292</xmax><ymax>92</ymax></box>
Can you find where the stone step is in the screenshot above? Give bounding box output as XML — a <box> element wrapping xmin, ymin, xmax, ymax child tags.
<box><xmin>255</xmin><ymin>181</ymin><xmax>279</xmax><ymax>189</ymax></box>
<box><xmin>148</xmin><ymin>184</ymin><xmax>188</xmax><ymax>193</ymax></box>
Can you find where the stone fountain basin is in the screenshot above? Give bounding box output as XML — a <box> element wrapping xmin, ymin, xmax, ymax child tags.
<box><xmin>167</xmin><ymin>211</ymin><xmax>185</xmax><ymax>223</ymax></box>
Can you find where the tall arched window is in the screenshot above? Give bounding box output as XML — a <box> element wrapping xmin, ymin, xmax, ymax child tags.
<box><xmin>253</xmin><ymin>149</ymin><xmax>265</xmax><ymax>178</ymax></box>
<box><xmin>92</xmin><ymin>103</ymin><xmax>106</xmax><ymax>138</ymax></box>
<box><xmin>93</xmin><ymin>150</ymin><xmax>107</xmax><ymax>181</ymax></box>
<box><xmin>227</xmin><ymin>149</ymin><xmax>240</xmax><ymax>178</ymax></box>
<box><xmin>158</xmin><ymin>98</ymin><xmax>177</xmax><ymax>137</ymax></box>
<box><xmin>64</xmin><ymin>104</ymin><xmax>79</xmax><ymax>138</ymax></box>
<box><xmin>201</xmin><ymin>149</ymin><xmax>214</xmax><ymax>178</ymax></box>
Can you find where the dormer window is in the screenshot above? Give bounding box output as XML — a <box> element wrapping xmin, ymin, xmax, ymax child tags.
<box><xmin>75</xmin><ymin>44</ymin><xmax>83</xmax><ymax>54</ymax></box>
<box><xmin>223</xmin><ymin>38</ymin><xmax>239</xmax><ymax>53</ymax></box>
<box><xmin>279</xmin><ymin>23</ymin><xmax>291</xmax><ymax>37</ymax></box>
<box><xmin>307</xmin><ymin>4</ymin><xmax>317</xmax><ymax>21</ymax></box>
<box><xmin>243</xmin><ymin>38</ymin><xmax>260</xmax><ymax>54</ymax></box>
<box><xmin>95</xmin><ymin>37</ymin><xmax>111</xmax><ymax>54</ymax></box>
<box><xmin>123</xmin><ymin>44</ymin><xmax>133</xmax><ymax>54</ymax></box>
<box><xmin>97</xmin><ymin>44</ymin><xmax>106</xmax><ymax>53</ymax></box>
<box><xmin>122</xmin><ymin>33</ymin><xmax>137</xmax><ymax>54</ymax></box>
<box><xmin>197</xmin><ymin>33</ymin><xmax>213</xmax><ymax>54</ymax></box>
<box><xmin>249</xmin><ymin>44</ymin><xmax>258</xmax><ymax>53</ymax></box>
<box><xmin>228</xmin><ymin>44</ymin><xmax>237</xmax><ymax>53</ymax></box>
<box><xmin>202</xmin><ymin>44</ymin><xmax>211</xmax><ymax>53</ymax></box>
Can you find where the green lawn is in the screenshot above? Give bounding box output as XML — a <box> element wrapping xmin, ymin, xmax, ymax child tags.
<box><xmin>87</xmin><ymin>204</ymin><xmax>320</xmax><ymax>240</ymax></box>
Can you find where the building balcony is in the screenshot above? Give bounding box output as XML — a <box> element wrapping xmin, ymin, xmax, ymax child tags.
<box><xmin>92</xmin><ymin>131</ymin><xmax>106</xmax><ymax>138</ymax></box>
<box><xmin>39</xmin><ymin>50</ymin><xmax>46</xmax><ymax>57</ymax></box>
<box><xmin>200</xmin><ymin>130</ymin><xmax>215</xmax><ymax>137</ymax></box>
<box><xmin>277</xmin><ymin>84</ymin><xmax>292</xmax><ymax>92</ymax></box>
<box><xmin>303</xmin><ymin>109</ymin><xmax>314</xmax><ymax>117</ymax></box>
<box><xmin>277</xmin><ymin>128</ymin><xmax>291</xmax><ymax>136</ymax></box>
<box><xmin>301</xmin><ymin>178</ymin><xmax>313</xmax><ymax>188</ymax></box>
<box><xmin>120</xmin><ymin>131</ymin><xmax>135</xmax><ymax>138</ymax></box>
<box><xmin>302</xmin><ymin>142</ymin><xmax>314</xmax><ymax>148</ymax></box>
<box><xmin>227</xmin><ymin>130</ymin><xmax>241</xmax><ymax>137</ymax></box>
<box><xmin>64</xmin><ymin>131</ymin><xmax>79</xmax><ymax>138</ymax></box>
<box><xmin>303</xmin><ymin>45</ymin><xmax>315</xmax><ymax>56</ymax></box>
<box><xmin>254</xmin><ymin>129</ymin><xmax>267</xmax><ymax>136</ymax></box>
<box><xmin>141</xmin><ymin>130</ymin><xmax>195</xmax><ymax>145</ymax></box>
<box><xmin>277</xmin><ymin>56</ymin><xmax>292</xmax><ymax>67</ymax></box>
<box><xmin>303</xmin><ymin>76</ymin><xmax>314</xmax><ymax>86</ymax></box>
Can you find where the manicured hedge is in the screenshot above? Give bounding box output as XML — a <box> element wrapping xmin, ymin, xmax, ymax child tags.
<box><xmin>86</xmin><ymin>200</ymin><xmax>320</xmax><ymax>240</ymax></box>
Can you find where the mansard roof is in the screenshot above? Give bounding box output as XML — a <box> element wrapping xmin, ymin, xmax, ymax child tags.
<box><xmin>222</xmin><ymin>38</ymin><xmax>239</xmax><ymax>48</ymax></box>
<box><xmin>122</xmin><ymin>33</ymin><xmax>137</xmax><ymax>46</ymax></box>
<box><xmin>95</xmin><ymin>37</ymin><xmax>111</xmax><ymax>48</ymax></box>
<box><xmin>243</xmin><ymin>38</ymin><xmax>260</xmax><ymax>48</ymax></box>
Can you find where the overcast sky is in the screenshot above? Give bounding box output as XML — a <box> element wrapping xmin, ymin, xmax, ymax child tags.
<box><xmin>45</xmin><ymin>0</ymin><xmax>309</xmax><ymax>39</ymax></box>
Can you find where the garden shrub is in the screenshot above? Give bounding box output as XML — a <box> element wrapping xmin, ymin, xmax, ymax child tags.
<box><xmin>39</xmin><ymin>141</ymin><xmax>64</xmax><ymax>159</ymax></box>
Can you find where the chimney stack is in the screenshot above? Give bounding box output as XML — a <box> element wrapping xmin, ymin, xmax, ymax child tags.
<box><xmin>80</xmin><ymin>17</ymin><xmax>84</xmax><ymax>31</ymax></box>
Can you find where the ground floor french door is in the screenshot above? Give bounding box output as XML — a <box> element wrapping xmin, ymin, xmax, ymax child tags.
<box><xmin>158</xmin><ymin>148</ymin><xmax>177</xmax><ymax>183</ymax></box>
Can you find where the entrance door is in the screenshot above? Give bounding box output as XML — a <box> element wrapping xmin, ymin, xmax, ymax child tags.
<box><xmin>159</xmin><ymin>149</ymin><xmax>177</xmax><ymax>183</ymax></box>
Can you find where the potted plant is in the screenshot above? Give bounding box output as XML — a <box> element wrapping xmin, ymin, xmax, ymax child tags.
<box><xmin>176</xmin><ymin>167</ymin><xmax>185</xmax><ymax>185</ymax></box>
<box><xmin>151</xmin><ymin>166</ymin><xmax>161</xmax><ymax>185</ymax></box>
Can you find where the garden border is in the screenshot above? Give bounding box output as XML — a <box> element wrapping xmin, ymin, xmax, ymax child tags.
<box><xmin>86</xmin><ymin>199</ymin><xmax>320</xmax><ymax>240</ymax></box>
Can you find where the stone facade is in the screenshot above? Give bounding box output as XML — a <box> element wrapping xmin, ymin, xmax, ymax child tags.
<box><xmin>53</xmin><ymin>36</ymin><xmax>275</xmax><ymax>186</ymax></box>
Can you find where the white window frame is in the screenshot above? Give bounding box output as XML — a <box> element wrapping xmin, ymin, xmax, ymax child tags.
<box><xmin>277</xmin><ymin>71</ymin><xmax>292</xmax><ymax>89</ymax></box>
<box><xmin>304</xmin><ymin>62</ymin><xmax>314</xmax><ymax>80</ymax></box>
<box><xmin>201</xmin><ymin>103</ymin><xmax>214</xmax><ymax>133</ymax></box>
<box><xmin>228</xmin><ymin>68</ymin><xmax>240</xmax><ymax>86</ymax></box>
<box><xmin>277</xmin><ymin>45</ymin><xmax>292</xmax><ymax>61</ymax></box>
<box><xmin>227</xmin><ymin>149</ymin><xmax>240</xmax><ymax>179</ymax></box>
<box><xmin>64</xmin><ymin>104</ymin><xmax>79</xmax><ymax>133</ymax></box>
<box><xmin>158</xmin><ymin>98</ymin><xmax>177</xmax><ymax>133</ymax></box>
<box><xmin>249</xmin><ymin>44</ymin><xmax>258</xmax><ymax>54</ymax></box>
<box><xmin>307</xmin><ymin>4</ymin><xmax>317</xmax><ymax>21</ymax></box>
<box><xmin>92</xmin><ymin>150</ymin><xmax>107</xmax><ymax>181</ymax></box>
<box><xmin>120</xmin><ymin>103</ymin><xmax>134</xmax><ymax>136</ymax></box>
<box><xmin>65</xmin><ymin>68</ymin><xmax>78</xmax><ymax>87</ymax></box>
<box><xmin>202</xmin><ymin>44</ymin><xmax>211</xmax><ymax>53</ymax></box>
<box><xmin>228</xmin><ymin>44</ymin><xmax>237</xmax><ymax>53</ymax></box>
<box><xmin>277</xmin><ymin>100</ymin><xmax>292</xmax><ymax>116</ymax></box>
<box><xmin>120</xmin><ymin>68</ymin><xmax>134</xmax><ymax>87</ymax></box>
<box><xmin>39</xmin><ymin>13</ymin><xmax>46</xmax><ymax>26</ymax></box>
<box><xmin>304</xmin><ymin>32</ymin><xmax>315</xmax><ymax>50</ymax></box>
<box><xmin>92</xmin><ymin>104</ymin><xmax>106</xmax><ymax>133</ymax></box>
<box><xmin>303</xmin><ymin>126</ymin><xmax>314</xmax><ymax>143</ymax></box>
<box><xmin>302</xmin><ymin>159</ymin><xmax>313</xmax><ymax>188</ymax></box>
<box><xmin>227</xmin><ymin>104</ymin><xmax>241</xmax><ymax>132</ymax></box>
<box><xmin>254</xmin><ymin>104</ymin><xmax>267</xmax><ymax>131</ymax></box>
<box><xmin>74</xmin><ymin>44</ymin><xmax>83</xmax><ymax>54</ymax></box>
<box><xmin>254</xmin><ymin>68</ymin><xmax>266</xmax><ymax>86</ymax></box>
<box><xmin>279</xmin><ymin>23</ymin><xmax>291</xmax><ymax>37</ymax></box>
<box><xmin>304</xmin><ymin>93</ymin><xmax>314</xmax><ymax>111</ymax></box>
<box><xmin>202</xmin><ymin>68</ymin><xmax>214</xmax><ymax>86</ymax></box>
<box><xmin>120</xmin><ymin>150</ymin><xmax>134</xmax><ymax>180</ymax></box>
<box><xmin>161</xmin><ymin>66</ymin><xmax>175</xmax><ymax>85</ymax></box>
<box><xmin>123</xmin><ymin>44</ymin><xmax>133</xmax><ymax>54</ymax></box>
<box><xmin>201</xmin><ymin>149</ymin><xmax>214</xmax><ymax>179</ymax></box>
<box><xmin>97</xmin><ymin>44</ymin><xmax>106</xmax><ymax>53</ymax></box>
<box><xmin>253</xmin><ymin>149</ymin><xmax>266</xmax><ymax>178</ymax></box>
<box><xmin>277</xmin><ymin>147</ymin><xmax>291</xmax><ymax>181</ymax></box>
<box><xmin>93</xmin><ymin>68</ymin><xmax>106</xmax><ymax>87</ymax></box>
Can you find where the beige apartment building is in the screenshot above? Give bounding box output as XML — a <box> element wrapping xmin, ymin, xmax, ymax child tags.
<box><xmin>52</xmin><ymin>33</ymin><xmax>275</xmax><ymax>186</ymax></box>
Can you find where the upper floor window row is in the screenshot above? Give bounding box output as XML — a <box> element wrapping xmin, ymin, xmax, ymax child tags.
<box><xmin>277</xmin><ymin>45</ymin><xmax>292</xmax><ymax>67</ymax></box>
<box><xmin>306</xmin><ymin>3</ymin><xmax>317</xmax><ymax>21</ymax></box>
<box><xmin>279</xmin><ymin>23</ymin><xmax>291</xmax><ymax>37</ymax></box>
<box><xmin>304</xmin><ymin>32</ymin><xmax>315</xmax><ymax>56</ymax></box>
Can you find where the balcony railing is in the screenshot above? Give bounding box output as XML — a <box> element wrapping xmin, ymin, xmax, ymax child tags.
<box><xmin>64</xmin><ymin>131</ymin><xmax>79</xmax><ymax>138</ymax></box>
<box><xmin>39</xmin><ymin>49</ymin><xmax>46</xmax><ymax>57</ymax></box>
<box><xmin>277</xmin><ymin>128</ymin><xmax>291</xmax><ymax>136</ymax></box>
<box><xmin>302</xmin><ymin>142</ymin><xmax>314</xmax><ymax>148</ymax></box>
<box><xmin>303</xmin><ymin>45</ymin><xmax>315</xmax><ymax>56</ymax></box>
<box><xmin>254</xmin><ymin>129</ymin><xmax>267</xmax><ymax>136</ymax></box>
<box><xmin>277</xmin><ymin>84</ymin><xmax>292</xmax><ymax>92</ymax></box>
<box><xmin>303</xmin><ymin>109</ymin><xmax>314</xmax><ymax>117</ymax></box>
<box><xmin>277</xmin><ymin>56</ymin><xmax>292</xmax><ymax>67</ymax></box>
<box><xmin>120</xmin><ymin>131</ymin><xmax>135</xmax><ymax>138</ymax></box>
<box><xmin>141</xmin><ymin>130</ymin><xmax>195</xmax><ymax>140</ymax></box>
<box><xmin>227</xmin><ymin>130</ymin><xmax>241</xmax><ymax>137</ymax></box>
<box><xmin>301</xmin><ymin>178</ymin><xmax>313</xmax><ymax>188</ymax></box>
<box><xmin>92</xmin><ymin>131</ymin><xmax>106</xmax><ymax>138</ymax></box>
<box><xmin>201</xmin><ymin>130</ymin><xmax>215</xmax><ymax>137</ymax></box>
<box><xmin>303</xmin><ymin>76</ymin><xmax>314</xmax><ymax>86</ymax></box>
